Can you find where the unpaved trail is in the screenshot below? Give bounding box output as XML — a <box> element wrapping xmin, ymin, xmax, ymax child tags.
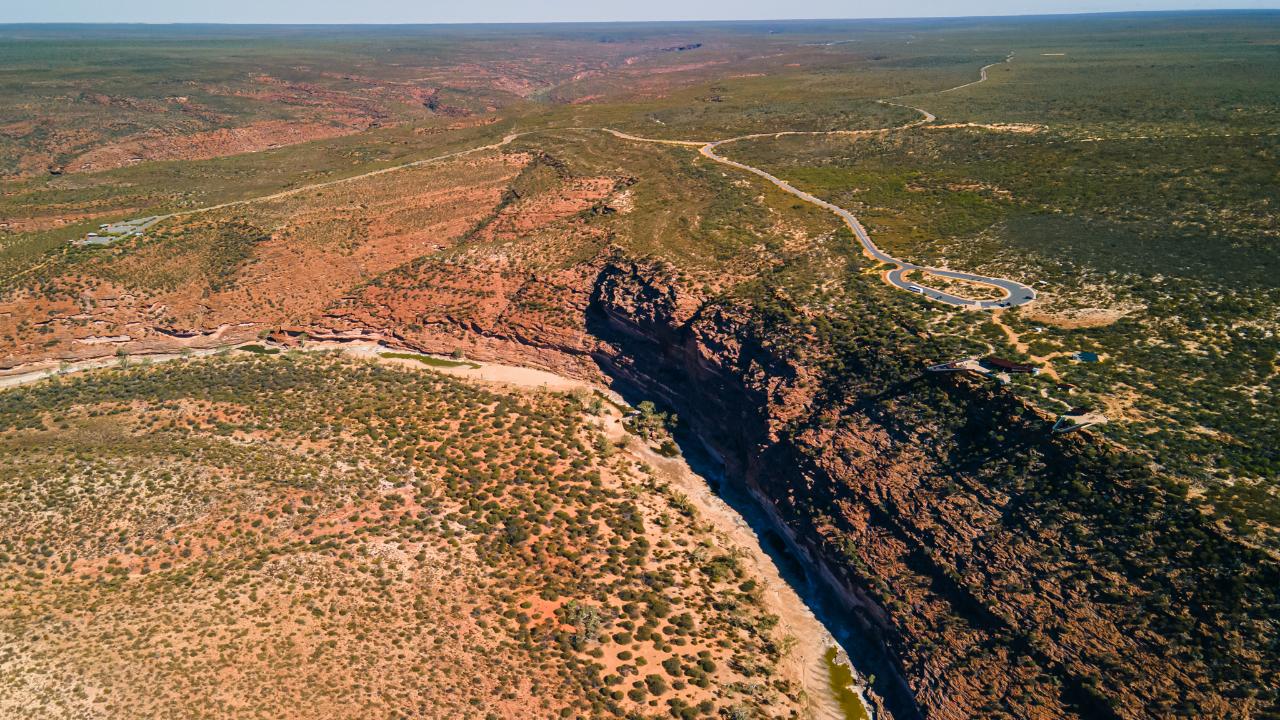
<box><xmin>989</xmin><ymin>310</ymin><xmax>1064</xmax><ymax>381</ymax></box>
<box><xmin>939</xmin><ymin>53</ymin><xmax>1015</xmax><ymax>94</ymax></box>
<box><xmin>152</xmin><ymin>133</ymin><xmax>526</xmax><ymax>223</ymax></box>
<box><xmin>6</xmin><ymin>133</ymin><xmax>527</xmax><ymax>283</ymax></box>
<box><xmin>0</xmin><ymin>338</ymin><xmax>871</xmax><ymax>720</ymax></box>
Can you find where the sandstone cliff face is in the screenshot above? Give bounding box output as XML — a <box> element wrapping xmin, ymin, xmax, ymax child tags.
<box><xmin>12</xmin><ymin>223</ymin><xmax>1272</xmax><ymax>719</ymax></box>
<box><xmin>579</xmin><ymin>259</ymin><xmax>1278</xmax><ymax>720</ymax></box>
<box><xmin>319</xmin><ymin>254</ymin><xmax>1278</xmax><ymax>719</ymax></box>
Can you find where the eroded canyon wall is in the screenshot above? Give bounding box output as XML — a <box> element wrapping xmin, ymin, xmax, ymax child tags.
<box><xmin>575</xmin><ymin>259</ymin><xmax>1275</xmax><ymax>720</ymax></box>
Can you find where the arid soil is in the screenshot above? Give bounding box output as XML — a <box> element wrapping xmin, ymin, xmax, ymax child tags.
<box><xmin>2</xmin><ymin>97</ymin><xmax>1275</xmax><ymax>720</ymax></box>
<box><xmin>64</xmin><ymin>121</ymin><xmax>364</xmax><ymax>174</ymax></box>
<box><xmin>12</xmin><ymin>228</ymin><xmax>1273</xmax><ymax>720</ymax></box>
<box><xmin>0</xmin><ymin>352</ymin><xmax>823</xmax><ymax>719</ymax></box>
<box><xmin>0</xmin><ymin>339</ymin><xmax>864</xmax><ymax>719</ymax></box>
<box><xmin>0</xmin><ymin>151</ymin><xmax>536</xmax><ymax>364</ymax></box>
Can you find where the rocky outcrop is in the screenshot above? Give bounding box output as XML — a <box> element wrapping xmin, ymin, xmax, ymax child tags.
<box><xmin>321</xmin><ymin>252</ymin><xmax>1277</xmax><ymax>718</ymax></box>
<box><xmin>21</xmin><ymin>234</ymin><xmax>1270</xmax><ymax>719</ymax></box>
<box><xmin>578</xmin><ymin>259</ymin><xmax>1278</xmax><ymax>720</ymax></box>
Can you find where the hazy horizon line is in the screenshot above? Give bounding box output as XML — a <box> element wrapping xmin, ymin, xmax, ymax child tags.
<box><xmin>3</xmin><ymin>7</ymin><xmax>1278</xmax><ymax>27</ymax></box>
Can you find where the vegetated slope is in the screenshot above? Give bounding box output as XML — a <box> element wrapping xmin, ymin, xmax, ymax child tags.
<box><xmin>584</xmin><ymin>258</ymin><xmax>1279</xmax><ymax>719</ymax></box>
<box><xmin>723</xmin><ymin>104</ymin><xmax>1280</xmax><ymax>546</ymax></box>
<box><xmin>0</xmin><ymin>353</ymin><xmax>804</xmax><ymax>719</ymax></box>
<box><xmin>0</xmin><ymin>24</ymin><xmax>675</xmax><ymax>179</ymax></box>
<box><xmin>2</xmin><ymin>15</ymin><xmax>1278</xmax><ymax>720</ymax></box>
<box><xmin>2</xmin><ymin>119</ymin><xmax>1275</xmax><ymax>720</ymax></box>
<box><xmin>318</xmin><ymin>124</ymin><xmax>1275</xmax><ymax>717</ymax></box>
<box><xmin>308</xmin><ymin>131</ymin><xmax>1279</xmax><ymax>717</ymax></box>
<box><xmin>0</xmin><ymin>150</ymin><xmax>534</xmax><ymax>364</ymax></box>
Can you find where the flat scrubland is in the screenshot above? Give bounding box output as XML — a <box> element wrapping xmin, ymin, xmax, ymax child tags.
<box><xmin>712</xmin><ymin>15</ymin><xmax>1280</xmax><ymax>545</ymax></box>
<box><xmin>0</xmin><ymin>353</ymin><xmax>805</xmax><ymax>719</ymax></box>
<box><xmin>1</xmin><ymin>13</ymin><xmax>1277</xmax><ymax>719</ymax></box>
<box><xmin>729</xmin><ymin>124</ymin><xmax>1279</xmax><ymax>509</ymax></box>
<box><xmin>0</xmin><ymin>24</ymin><xmax>682</xmax><ymax>180</ymax></box>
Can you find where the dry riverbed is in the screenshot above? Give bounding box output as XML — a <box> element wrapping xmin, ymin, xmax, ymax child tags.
<box><xmin>0</xmin><ymin>338</ymin><xmax>873</xmax><ymax>719</ymax></box>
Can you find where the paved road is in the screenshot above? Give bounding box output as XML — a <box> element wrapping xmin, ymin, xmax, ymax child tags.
<box><xmin>605</xmin><ymin>52</ymin><xmax>1036</xmax><ymax>309</ymax></box>
<box><xmin>696</xmin><ymin>139</ymin><xmax>1035</xmax><ymax>308</ymax></box>
<box><xmin>59</xmin><ymin>53</ymin><xmax>1030</xmax><ymax>309</ymax></box>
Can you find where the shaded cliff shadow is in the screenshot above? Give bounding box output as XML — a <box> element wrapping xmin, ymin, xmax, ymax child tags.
<box><xmin>584</xmin><ymin>300</ymin><xmax>926</xmax><ymax>720</ymax></box>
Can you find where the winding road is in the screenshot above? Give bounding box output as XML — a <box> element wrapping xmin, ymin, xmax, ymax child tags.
<box><xmin>940</xmin><ymin>53</ymin><xmax>1015</xmax><ymax>94</ymax></box>
<box><xmin>697</xmin><ymin>137</ymin><xmax>1035</xmax><ymax>308</ymax></box>
<box><xmin>606</xmin><ymin>52</ymin><xmax>1035</xmax><ymax>309</ymax></box>
<box><xmin>48</xmin><ymin>53</ymin><xmax>1031</xmax><ymax>309</ymax></box>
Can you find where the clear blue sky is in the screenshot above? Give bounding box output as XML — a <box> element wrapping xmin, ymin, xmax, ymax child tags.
<box><xmin>2</xmin><ymin>0</ymin><xmax>1275</xmax><ymax>23</ymax></box>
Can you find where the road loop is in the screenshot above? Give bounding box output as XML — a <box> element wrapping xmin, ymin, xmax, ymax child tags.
<box><xmin>602</xmin><ymin>52</ymin><xmax>1035</xmax><ymax>309</ymax></box>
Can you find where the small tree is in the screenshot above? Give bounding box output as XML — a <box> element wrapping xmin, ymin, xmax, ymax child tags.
<box><xmin>629</xmin><ymin>400</ymin><xmax>676</xmax><ymax>441</ymax></box>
